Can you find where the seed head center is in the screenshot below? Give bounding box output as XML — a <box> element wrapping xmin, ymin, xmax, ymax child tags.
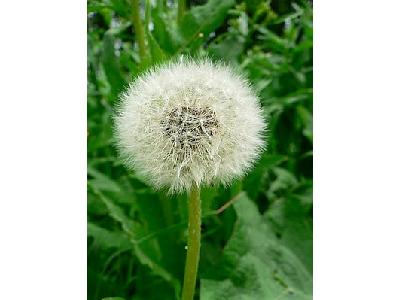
<box><xmin>161</xmin><ymin>106</ymin><xmax>219</xmax><ymax>149</ymax></box>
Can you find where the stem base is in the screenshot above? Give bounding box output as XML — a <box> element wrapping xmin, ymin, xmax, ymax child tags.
<box><xmin>181</xmin><ymin>185</ymin><xmax>201</xmax><ymax>300</ymax></box>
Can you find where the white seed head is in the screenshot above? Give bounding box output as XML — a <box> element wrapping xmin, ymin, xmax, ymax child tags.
<box><xmin>115</xmin><ymin>59</ymin><xmax>266</xmax><ymax>193</ymax></box>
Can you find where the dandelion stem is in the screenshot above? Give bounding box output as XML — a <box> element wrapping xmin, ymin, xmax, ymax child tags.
<box><xmin>182</xmin><ymin>184</ymin><xmax>201</xmax><ymax>300</ymax></box>
<box><xmin>131</xmin><ymin>0</ymin><xmax>147</xmax><ymax>61</ymax></box>
<box><xmin>177</xmin><ymin>0</ymin><xmax>186</xmax><ymax>22</ymax></box>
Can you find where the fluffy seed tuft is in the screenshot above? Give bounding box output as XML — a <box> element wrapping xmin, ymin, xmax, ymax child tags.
<box><xmin>115</xmin><ymin>59</ymin><xmax>266</xmax><ymax>193</ymax></box>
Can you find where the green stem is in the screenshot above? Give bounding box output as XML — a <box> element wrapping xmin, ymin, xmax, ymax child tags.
<box><xmin>181</xmin><ymin>185</ymin><xmax>201</xmax><ymax>300</ymax></box>
<box><xmin>177</xmin><ymin>0</ymin><xmax>186</xmax><ymax>22</ymax></box>
<box><xmin>131</xmin><ymin>0</ymin><xmax>147</xmax><ymax>61</ymax></box>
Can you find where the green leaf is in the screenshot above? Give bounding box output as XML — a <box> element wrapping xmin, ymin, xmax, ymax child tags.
<box><xmin>267</xmin><ymin>167</ymin><xmax>298</xmax><ymax>200</ymax></box>
<box><xmin>151</xmin><ymin>7</ymin><xmax>181</xmax><ymax>54</ymax></box>
<box><xmin>93</xmin><ymin>188</ymin><xmax>181</xmax><ymax>299</ymax></box>
<box><xmin>201</xmin><ymin>193</ymin><xmax>312</xmax><ymax>300</ymax></box>
<box><xmin>265</xmin><ymin>196</ymin><xmax>313</xmax><ymax>274</ymax></box>
<box><xmin>102</xmin><ymin>32</ymin><xmax>127</xmax><ymax>101</ymax></box>
<box><xmin>88</xmin><ymin>265</ymin><xmax>124</xmax><ymax>300</ymax></box>
<box><xmin>177</xmin><ymin>0</ymin><xmax>235</xmax><ymax>53</ymax></box>
<box><xmin>143</xmin><ymin>0</ymin><xmax>167</xmax><ymax>65</ymax></box>
<box><xmin>147</xmin><ymin>31</ymin><xmax>167</xmax><ymax>64</ymax></box>
<box><xmin>133</xmin><ymin>191</ymin><xmax>186</xmax><ymax>291</ymax></box>
<box><xmin>258</xmin><ymin>27</ymin><xmax>294</xmax><ymax>53</ymax></box>
<box><xmin>297</xmin><ymin>105</ymin><xmax>313</xmax><ymax>141</ymax></box>
<box><xmin>88</xmin><ymin>222</ymin><xmax>132</xmax><ymax>250</ymax></box>
<box><xmin>88</xmin><ymin>166</ymin><xmax>122</xmax><ymax>193</ymax></box>
<box><xmin>208</xmin><ymin>33</ymin><xmax>245</xmax><ymax>62</ymax></box>
<box><xmin>243</xmin><ymin>153</ymin><xmax>287</xmax><ymax>199</ymax></box>
<box><xmin>110</xmin><ymin>0</ymin><xmax>130</xmax><ymax>18</ymax></box>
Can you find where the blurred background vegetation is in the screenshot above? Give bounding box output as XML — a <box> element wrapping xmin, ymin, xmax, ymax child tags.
<box><xmin>88</xmin><ymin>0</ymin><xmax>312</xmax><ymax>299</ymax></box>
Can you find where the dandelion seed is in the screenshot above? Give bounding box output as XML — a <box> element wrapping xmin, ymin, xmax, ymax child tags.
<box><xmin>115</xmin><ymin>58</ymin><xmax>266</xmax><ymax>193</ymax></box>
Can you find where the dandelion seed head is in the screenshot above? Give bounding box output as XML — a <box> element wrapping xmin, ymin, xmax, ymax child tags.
<box><xmin>115</xmin><ymin>59</ymin><xmax>266</xmax><ymax>193</ymax></box>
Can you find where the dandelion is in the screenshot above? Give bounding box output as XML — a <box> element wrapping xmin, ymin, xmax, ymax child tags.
<box><xmin>115</xmin><ymin>59</ymin><xmax>266</xmax><ymax>193</ymax></box>
<box><xmin>114</xmin><ymin>58</ymin><xmax>266</xmax><ymax>300</ymax></box>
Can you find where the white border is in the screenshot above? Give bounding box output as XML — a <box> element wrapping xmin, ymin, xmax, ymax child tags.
<box><xmin>0</xmin><ymin>0</ymin><xmax>87</xmax><ymax>299</ymax></box>
<box><xmin>0</xmin><ymin>0</ymin><xmax>400</xmax><ymax>299</ymax></box>
<box><xmin>314</xmin><ymin>0</ymin><xmax>400</xmax><ymax>299</ymax></box>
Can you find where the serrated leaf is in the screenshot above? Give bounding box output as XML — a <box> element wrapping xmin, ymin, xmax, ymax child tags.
<box><xmin>201</xmin><ymin>193</ymin><xmax>312</xmax><ymax>300</ymax></box>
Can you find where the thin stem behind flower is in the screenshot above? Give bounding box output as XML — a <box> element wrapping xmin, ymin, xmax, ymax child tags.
<box><xmin>131</xmin><ymin>0</ymin><xmax>147</xmax><ymax>61</ymax></box>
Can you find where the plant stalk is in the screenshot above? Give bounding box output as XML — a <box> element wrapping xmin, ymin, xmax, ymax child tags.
<box><xmin>177</xmin><ymin>0</ymin><xmax>186</xmax><ymax>22</ymax></box>
<box><xmin>181</xmin><ymin>185</ymin><xmax>201</xmax><ymax>300</ymax></box>
<box><xmin>131</xmin><ymin>0</ymin><xmax>147</xmax><ymax>61</ymax></box>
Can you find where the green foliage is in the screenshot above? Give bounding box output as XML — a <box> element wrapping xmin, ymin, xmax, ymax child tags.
<box><xmin>177</xmin><ymin>0</ymin><xmax>235</xmax><ymax>52</ymax></box>
<box><xmin>201</xmin><ymin>193</ymin><xmax>311</xmax><ymax>300</ymax></box>
<box><xmin>88</xmin><ymin>0</ymin><xmax>312</xmax><ymax>299</ymax></box>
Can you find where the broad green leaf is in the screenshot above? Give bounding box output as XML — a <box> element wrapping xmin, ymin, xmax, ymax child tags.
<box><xmin>144</xmin><ymin>0</ymin><xmax>167</xmax><ymax>65</ymax></box>
<box><xmin>201</xmin><ymin>193</ymin><xmax>312</xmax><ymax>300</ymax></box>
<box><xmin>243</xmin><ymin>153</ymin><xmax>287</xmax><ymax>199</ymax></box>
<box><xmin>176</xmin><ymin>0</ymin><xmax>235</xmax><ymax>53</ymax></box>
<box><xmin>147</xmin><ymin>31</ymin><xmax>167</xmax><ymax>64</ymax></box>
<box><xmin>151</xmin><ymin>7</ymin><xmax>181</xmax><ymax>54</ymax></box>
<box><xmin>93</xmin><ymin>188</ymin><xmax>181</xmax><ymax>299</ymax></box>
<box><xmin>267</xmin><ymin>167</ymin><xmax>298</xmax><ymax>200</ymax></box>
<box><xmin>110</xmin><ymin>0</ymin><xmax>130</xmax><ymax>18</ymax></box>
<box><xmin>265</xmin><ymin>196</ymin><xmax>313</xmax><ymax>274</ymax></box>
<box><xmin>208</xmin><ymin>33</ymin><xmax>245</xmax><ymax>62</ymax></box>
